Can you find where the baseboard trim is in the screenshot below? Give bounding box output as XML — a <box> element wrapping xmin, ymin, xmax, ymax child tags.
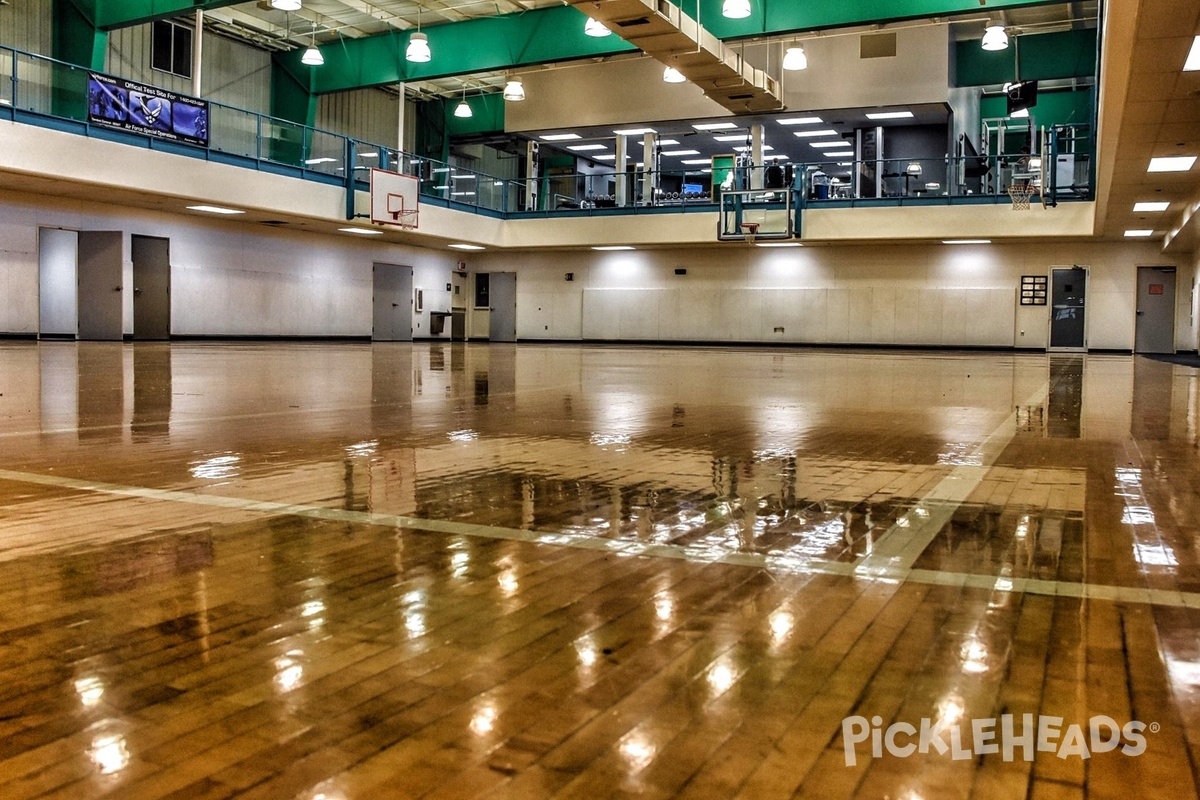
<box><xmin>170</xmin><ymin>335</ymin><xmax>373</xmax><ymax>342</ymax></box>
<box><xmin>0</xmin><ymin>333</ymin><xmax>39</xmax><ymax>340</ymax></box>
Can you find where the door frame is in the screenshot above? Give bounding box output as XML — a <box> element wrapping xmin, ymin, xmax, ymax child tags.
<box><xmin>1133</xmin><ymin>266</ymin><xmax>1177</xmax><ymax>355</ymax></box>
<box><xmin>1047</xmin><ymin>265</ymin><xmax>1089</xmax><ymax>353</ymax></box>
<box><xmin>488</xmin><ymin>271</ymin><xmax>517</xmax><ymax>343</ymax></box>
<box><xmin>131</xmin><ymin>234</ymin><xmax>172</xmax><ymax>340</ymax></box>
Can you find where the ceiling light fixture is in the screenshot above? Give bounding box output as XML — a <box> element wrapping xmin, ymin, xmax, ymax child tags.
<box><xmin>187</xmin><ymin>205</ymin><xmax>244</xmax><ymax>215</ymax></box>
<box><xmin>614</xmin><ymin>127</ymin><xmax>656</xmax><ymax>136</ymax></box>
<box><xmin>503</xmin><ymin>77</ymin><xmax>525</xmax><ymax>101</ymax></box>
<box><xmin>301</xmin><ymin>43</ymin><xmax>323</xmax><ymax>65</ymax></box>
<box><xmin>662</xmin><ymin>149</ymin><xmax>701</xmax><ymax>156</ymax></box>
<box><xmin>270</xmin><ymin>0</ymin><xmax>301</xmax><ymax>10</ymax></box>
<box><xmin>406</xmin><ymin>9</ymin><xmax>430</xmax><ymax>63</ymax></box>
<box><xmin>782</xmin><ymin>46</ymin><xmax>807</xmax><ymax>71</ymax></box>
<box><xmin>454</xmin><ymin>87</ymin><xmax>472</xmax><ymax>118</ymax></box>
<box><xmin>339</xmin><ymin>227</ymin><xmax>383</xmax><ymax>235</ymax></box>
<box><xmin>776</xmin><ymin>116</ymin><xmax>823</xmax><ymax>125</ymax></box>
<box><xmin>1186</xmin><ymin>36</ymin><xmax>1200</xmax><ymax>71</ymax></box>
<box><xmin>1124</xmin><ymin>230</ymin><xmax>1154</xmax><ymax>238</ymax></box>
<box><xmin>693</xmin><ymin>122</ymin><xmax>738</xmax><ymax>130</ymax></box>
<box><xmin>722</xmin><ymin>0</ymin><xmax>751</xmax><ymax>19</ymax></box>
<box><xmin>943</xmin><ymin>239</ymin><xmax>991</xmax><ymax>244</ymax></box>
<box><xmin>449</xmin><ymin>243</ymin><xmax>486</xmax><ymax>250</ymax></box>
<box><xmin>592</xmin><ymin>246</ymin><xmax>635</xmax><ymax>251</ymax></box>
<box><xmin>1147</xmin><ymin>155</ymin><xmax>1196</xmax><ymax>172</ymax></box>
<box><xmin>584</xmin><ymin>18</ymin><xmax>611</xmax><ymax>37</ymax></box>
<box><xmin>865</xmin><ymin>111</ymin><xmax>914</xmax><ymax>120</ymax></box>
<box><xmin>792</xmin><ymin>129</ymin><xmax>839</xmax><ymax>138</ymax></box>
<box><xmin>1133</xmin><ymin>201</ymin><xmax>1170</xmax><ymax>212</ymax></box>
<box><xmin>539</xmin><ymin>133</ymin><xmax>580</xmax><ymax>141</ymax></box>
<box><xmin>755</xmin><ymin>242</ymin><xmax>803</xmax><ymax>248</ymax></box>
<box><xmin>663</xmin><ymin>66</ymin><xmax>686</xmax><ymax>83</ymax></box>
<box><xmin>567</xmin><ymin>144</ymin><xmax>607</xmax><ymax>151</ymax></box>
<box><xmin>981</xmin><ymin>22</ymin><xmax>1009</xmax><ymax>51</ymax></box>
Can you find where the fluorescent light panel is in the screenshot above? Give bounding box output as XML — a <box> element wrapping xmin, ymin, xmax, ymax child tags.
<box><xmin>755</xmin><ymin>242</ymin><xmax>803</xmax><ymax>247</ymax></box>
<box><xmin>1133</xmin><ymin>201</ymin><xmax>1170</xmax><ymax>212</ymax></box>
<box><xmin>540</xmin><ymin>133</ymin><xmax>581</xmax><ymax>141</ymax></box>
<box><xmin>592</xmin><ymin>245</ymin><xmax>635</xmax><ymax>250</ymax></box>
<box><xmin>1124</xmin><ymin>230</ymin><xmax>1154</xmax><ymax>237</ymax></box>
<box><xmin>187</xmin><ymin>205</ymin><xmax>244</xmax><ymax>215</ymax></box>
<box><xmin>792</xmin><ymin>129</ymin><xmax>840</xmax><ymax>138</ymax></box>
<box><xmin>662</xmin><ymin>149</ymin><xmax>700</xmax><ymax>156</ymax></box>
<box><xmin>614</xmin><ymin>127</ymin><xmax>656</xmax><ymax>135</ymax></box>
<box><xmin>1185</xmin><ymin>35</ymin><xmax>1200</xmax><ymax>71</ymax></box>
<box><xmin>339</xmin><ymin>227</ymin><xmax>383</xmax><ymax>235</ymax></box>
<box><xmin>943</xmin><ymin>239</ymin><xmax>991</xmax><ymax>244</ymax></box>
<box><xmin>1147</xmin><ymin>156</ymin><xmax>1196</xmax><ymax>172</ymax></box>
<box><xmin>776</xmin><ymin>116</ymin><xmax>822</xmax><ymax>125</ymax></box>
<box><xmin>809</xmin><ymin>141</ymin><xmax>848</xmax><ymax>149</ymax></box>
<box><xmin>680</xmin><ymin>159</ymin><xmax>710</xmax><ymax>165</ymax></box>
<box><xmin>567</xmin><ymin>144</ymin><xmax>607</xmax><ymax>151</ymax></box>
<box><xmin>449</xmin><ymin>243</ymin><xmax>485</xmax><ymax>250</ymax></box>
<box><xmin>657</xmin><ymin>139</ymin><xmax>680</xmax><ymax>146</ymax></box>
<box><xmin>866</xmin><ymin>111</ymin><xmax>914</xmax><ymax>120</ymax></box>
<box><xmin>693</xmin><ymin>122</ymin><xmax>738</xmax><ymax>130</ymax></box>
<box><xmin>593</xmin><ymin>154</ymin><xmax>616</xmax><ymax>160</ymax></box>
<box><xmin>713</xmin><ymin>134</ymin><xmax>750</xmax><ymax>142</ymax></box>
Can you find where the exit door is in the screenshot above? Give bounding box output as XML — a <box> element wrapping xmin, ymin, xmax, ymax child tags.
<box><xmin>373</xmin><ymin>263</ymin><xmax>413</xmax><ymax>342</ymax></box>
<box><xmin>1134</xmin><ymin>267</ymin><xmax>1176</xmax><ymax>354</ymax></box>
<box><xmin>1049</xmin><ymin>267</ymin><xmax>1087</xmax><ymax>351</ymax></box>
<box><xmin>76</xmin><ymin>231</ymin><xmax>124</xmax><ymax>341</ymax></box>
<box><xmin>488</xmin><ymin>272</ymin><xmax>517</xmax><ymax>343</ymax></box>
<box><xmin>131</xmin><ymin>235</ymin><xmax>171</xmax><ymax>339</ymax></box>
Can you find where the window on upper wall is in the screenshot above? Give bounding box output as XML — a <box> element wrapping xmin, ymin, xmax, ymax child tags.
<box><xmin>151</xmin><ymin>19</ymin><xmax>193</xmax><ymax>80</ymax></box>
<box><xmin>474</xmin><ymin>274</ymin><xmax>490</xmax><ymax>309</ymax></box>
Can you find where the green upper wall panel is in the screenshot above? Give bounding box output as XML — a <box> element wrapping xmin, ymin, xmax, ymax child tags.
<box><xmin>75</xmin><ymin>1</ymin><xmax>244</xmax><ymax>30</ymax></box>
<box><xmin>955</xmin><ymin>28</ymin><xmax>1097</xmax><ymax>86</ymax></box>
<box><xmin>277</xmin><ymin>5</ymin><xmax>637</xmax><ymax>95</ymax></box>
<box><xmin>281</xmin><ymin>0</ymin><xmax>1070</xmax><ymax>95</ymax></box>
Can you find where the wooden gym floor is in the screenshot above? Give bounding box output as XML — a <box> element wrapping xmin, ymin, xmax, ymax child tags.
<box><xmin>0</xmin><ymin>342</ymin><xmax>1197</xmax><ymax>799</ymax></box>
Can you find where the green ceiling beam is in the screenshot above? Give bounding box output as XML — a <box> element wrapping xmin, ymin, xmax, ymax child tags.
<box><xmin>77</xmin><ymin>0</ymin><xmax>246</xmax><ymax>30</ymax></box>
<box><xmin>277</xmin><ymin>5</ymin><xmax>637</xmax><ymax>95</ymax></box>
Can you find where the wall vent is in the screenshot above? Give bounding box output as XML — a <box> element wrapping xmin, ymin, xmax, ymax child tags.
<box><xmin>860</xmin><ymin>33</ymin><xmax>897</xmax><ymax>59</ymax></box>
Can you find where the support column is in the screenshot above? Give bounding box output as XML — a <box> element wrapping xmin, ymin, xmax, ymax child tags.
<box><xmin>396</xmin><ymin>82</ymin><xmax>406</xmax><ymax>155</ymax></box>
<box><xmin>191</xmin><ymin>10</ymin><xmax>203</xmax><ymax>97</ymax></box>
<box><xmin>525</xmin><ymin>140</ymin><xmax>539</xmax><ymax>211</ymax></box>
<box><xmin>642</xmin><ymin>132</ymin><xmax>655</xmax><ymax>205</ymax></box>
<box><xmin>615</xmin><ymin>135</ymin><xmax>628</xmax><ymax>207</ymax></box>
<box><xmin>750</xmin><ymin>123</ymin><xmax>765</xmax><ymax>190</ymax></box>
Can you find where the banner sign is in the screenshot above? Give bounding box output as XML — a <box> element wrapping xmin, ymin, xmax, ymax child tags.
<box><xmin>87</xmin><ymin>72</ymin><xmax>209</xmax><ymax>147</ymax></box>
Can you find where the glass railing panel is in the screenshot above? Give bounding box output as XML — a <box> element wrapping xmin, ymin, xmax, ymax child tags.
<box><xmin>305</xmin><ymin>129</ymin><xmax>345</xmax><ymax>177</ymax></box>
<box><xmin>259</xmin><ymin>117</ymin><xmax>308</xmax><ymax>168</ymax></box>
<box><xmin>14</xmin><ymin>51</ymin><xmax>82</xmax><ymax>119</ymax></box>
<box><xmin>1</xmin><ymin>48</ymin><xmax>15</xmax><ymax>108</ymax></box>
<box><xmin>208</xmin><ymin>103</ymin><xmax>260</xmax><ymax>159</ymax></box>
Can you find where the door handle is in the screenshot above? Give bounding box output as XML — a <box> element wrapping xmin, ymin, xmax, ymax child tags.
<box><xmin>113</xmin><ymin>286</ymin><xmax>122</xmax><ymax>292</ymax></box>
<box><xmin>392</xmin><ymin>303</ymin><xmax>399</xmax><ymax>307</ymax></box>
<box><xmin>134</xmin><ymin>288</ymin><xmax>142</xmax><ymax>295</ymax></box>
<box><xmin>1136</xmin><ymin>310</ymin><xmax>1144</xmax><ymax>316</ymax></box>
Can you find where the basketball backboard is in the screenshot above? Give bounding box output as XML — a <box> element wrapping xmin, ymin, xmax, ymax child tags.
<box><xmin>370</xmin><ymin>168</ymin><xmax>420</xmax><ymax>229</ymax></box>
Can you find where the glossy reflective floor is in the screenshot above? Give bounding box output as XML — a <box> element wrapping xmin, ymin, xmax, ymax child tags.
<box><xmin>1</xmin><ymin>342</ymin><xmax>1198</xmax><ymax>799</ymax></box>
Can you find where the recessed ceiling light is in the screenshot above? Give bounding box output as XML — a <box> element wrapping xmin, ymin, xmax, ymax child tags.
<box><xmin>1124</xmin><ymin>230</ymin><xmax>1154</xmax><ymax>237</ymax></box>
<box><xmin>755</xmin><ymin>242</ymin><xmax>803</xmax><ymax>247</ymax></box>
<box><xmin>824</xmin><ymin>151</ymin><xmax>854</xmax><ymax>158</ymax></box>
<box><xmin>592</xmin><ymin>245</ymin><xmax>635</xmax><ymax>250</ymax></box>
<box><xmin>942</xmin><ymin>239</ymin><xmax>991</xmax><ymax>244</ymax></box>
<box><xmin>449</xmin><ymin>243</ymin><xmax>486</xmax><ymax>250</ymax></box>
<box><xmin>792</xmin><ymin>129</ymin><xmax>840</xmax><ymax>138</ymax></box>
<box><xmin>733</xmin><ymin>145</ymin><xmax>773</xmax><ymax>152</ymax></box>
<box><xmin>809</xmin><ymin>141</ymin><xmax>848</xmax><ymax>149</ymax></box>
<box><xmin>1133</xmin><ymin>201</ymin><xmax>1170</xmax><ymax>212</ymax></box>
<box><xmin>680</xmin><ymin>159</ymin><xmax>710</xmax><ymax>165</ymax></box>
<box><xmin>866</xmin><ymin>111</ymin><xmax>914</xmax><ymax>120</ymax></box>
<box><xmin>1185</xmin><ymin>35</ymin><xmax>1200</xmax><ymax>71</ymax></box>
<box><xmin>339</xmin><ymin>227</ymin><xmax>384</xmax><ymax>235</ymax></box>
<box><xmin>187</xmin><ymin>205</ymin><xmax>244</xmax><ymax>215</ymax></box>
<box><xmin>614</xmin><ymin>127</ymin><xmax>656</xmax><ymax>136</ymax></box>
<box><xmin>662</xmin><ymin>149</ymin><xmax>701</xmax><ymax>156</ymax></box>
<box><xmin>593</xmin><ymin>154</ymin><xmax>617</xmax><ymax>160</ymax></box>
<box><xmin>567</xmin><ymin>144</ymin><xmax>607</xmax><ymax>151</ymax></box>
<box><xmin>713</xmin><ymin>134</ymin><xmax>749</xmax><ymax>142</ymax></box>
<box><xmin>1147</xmin><ymin>156</ymin><xmax>1196</xmax><ymax>172</ymax></box>
<box><xmin>693</xmin><ymin>122</ymin><xmax>738</xmax><ymax>130</ymax></box>
<box><xmin>540</xmin><ymin>133</ymin><xmax>581</xmax><ymax>141</ymax></box>
<box><xmin>657</xmin><ymin>139</ymin><xmax>679</xmax><ymax>146</ymax></box>
<box><xmin>776</xmin><ymin>116</ymin><xmax>822</xmax><ymax>125</ymax></box>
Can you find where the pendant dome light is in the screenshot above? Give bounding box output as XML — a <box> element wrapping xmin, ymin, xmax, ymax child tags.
<box><xmin>584</xmin><ymin>18</ymin><xmax>611</xmax><ymax>37</ymax></box>
<box><xmin>663</xmin><ymin>66</ymin><xmax>686</xmax><ymax>83</ymax></box>
<box><xmin>270</xmin><ymin>0</ymin><xmax>302</xmax><ymax>11</ymax></box>
<box><xmin>406</xmin><ymin>10</ymin><xmax>430</xmax><ymax>63</ymax></box>
<box><xmin>722</xmin><ymin>0</ymin><xmax>751</xmax><ymax>19</ymax></box>
<box><xmin>454</xmin><ymin>86</ymin><xmax>472</xmax><ymax>118</ymax></box>
<box><xmin>782</xmin><ymin>45</ymin><xmax>807</xmax><ymax>71</ymax></box>
<box><xmin>503</xmin><ymin>77</ymin><xmax>525</xmax><ymax>101</ymax></box>
<box><xmin>301</xmin><ymin>23</ymin><xmax>323</xmax><ymax>66</ymax></box>
<box><xmin>981</xmin><ymin>22</ymin><xmax>1009</xmax><ymax>51</ymax></box>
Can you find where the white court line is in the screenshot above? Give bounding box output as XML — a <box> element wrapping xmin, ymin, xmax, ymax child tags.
<box><xmin>1</xmin><ymin>465</ymin><xmax>1197</xmax><ymax>610</ymax></box>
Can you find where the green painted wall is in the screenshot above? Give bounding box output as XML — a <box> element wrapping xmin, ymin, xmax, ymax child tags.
<box><xmin>51</xmin><ymin>0</ymin><xmax>106</xmax><ymax>118</ymax></box>
<box><xmin>955</xmin><ymin>29</ymin><xmax>1097</xmax><ymax>87</ymax></box>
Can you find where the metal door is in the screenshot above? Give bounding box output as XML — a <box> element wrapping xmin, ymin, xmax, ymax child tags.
<box><xmin>372</xmin><ymin>263</ymin><xmax>413</xmax><ymax>342</ymax></box>
<box><xmin>1134</xmin><ymin>267</ymin><xmax>1176</xmax><ymax>354</ymax></box>
<box><xmin>131</xmin><ymin>235</ymin><xmax>171</xmax><ymax>340</ymax></box>
<box><xmin>1049</xmin><ymin>267</ymin><xmax>1087</xmax><ymax>351</ymax></box>
<box><xmin>76</xmin><ymin>231</ymin><xmax>124</xmax><ymax>341</ymax></box>
<box><xmin>488</xmin><ymin>272</ymin><xmax>517</xmax><ymax>343</ymax></box>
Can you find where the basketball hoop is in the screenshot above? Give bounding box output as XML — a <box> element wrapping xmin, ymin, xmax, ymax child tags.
<box><xmin>387</xmin><ymin>193</ymin><xmax>419</xmax><ymax>229</ymax></box>
<box><xmin>740</xmin><ymin>221</ymin><xmax>760</xmax><ymax>244</ymax></box>
<box><xmin>1007</xmin><ymin>184</ymin><xmax>1037</xmax><ymax>211</ymax></box>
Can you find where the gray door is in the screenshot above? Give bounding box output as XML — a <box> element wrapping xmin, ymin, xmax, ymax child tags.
<box><xmin>1134</xmin><ymin>267</ymin><xmax>1176</xmax><ymax>354</ymax></box>
<box><xmin>76</xmin><ymin>231</ymin><xmax>124</xmax><ymax>341</ymax></box>
<box><xmin>372</xmin><ymin>263</ymin><xmax>413</xmax><ymax>342</ymax></box>
<box><xmin>1049</xmin><ymin>267</ymin><xmax>1087</xmax><ymax>351</ymax></box>
<box><xmin>489</xmin><ymin>272</ymin><xmax>517</xmax><ymax>343</ymax></box>
<box><xmin>131</xmin><ymin>235</ymin><xmax>171</xmax><ymax>340</ymax></box>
